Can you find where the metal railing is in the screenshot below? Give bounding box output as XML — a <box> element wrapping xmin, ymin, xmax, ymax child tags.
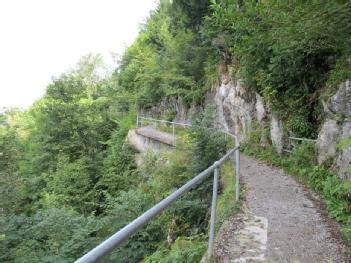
<box><xmin>75</xmin><ymin>116</ymin><xmax>240</xmax><ymax>263</ymax></box>
<box><xmin>283</xmin><ymin>136</ymin><xmax>317</xmax><ymax>153</ymax></box>
<box><xmin>137</xmin><ymin>116</ymin><xmax>240</xmax><ymax>201</ymax></box>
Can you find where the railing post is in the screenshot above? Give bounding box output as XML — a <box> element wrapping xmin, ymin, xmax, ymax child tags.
<box><xmin>136</xmin><ymin>114</ymin><xmax>139</xmax><ymax>128</ymax></box>
<box><xmin>208</xmin><ymin>163</ymin><xmax>219</xmax><ymax>259</ymax></box>
<box><xmin>235</xmin><ymin>138</ymin><xmax>240</xmax><ymax>201</ymax></box>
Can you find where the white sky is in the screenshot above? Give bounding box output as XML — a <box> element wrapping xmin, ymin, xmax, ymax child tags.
<box><xmin>0</xmin><ymin>0</ymin><xmax>158</xmax><ymax>109</ymax></box>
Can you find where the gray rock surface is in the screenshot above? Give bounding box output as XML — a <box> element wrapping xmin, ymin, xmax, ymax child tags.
<box><xmin>336</xmin><ymin>122</ymin><xmax>351</xmax><ymax>179</ymax></box>
<box><xmin>214</xmin><ymin>155</ymin><xmax>350</xmax><ymax>262</ymax></box>
<box><xmin>212</xmin><ymin>77</ymin><xmax>255</xmax><ymax>142</ymax></box>
<box><xmin>210</xmin><ymin>74</ymin><xmax>284</xmax><ymax>153</ymax></box>
<box><xmin>327</xmin><ymin>80</ymin><xmax>351</xmax><ymax>116</ymax></box>
<box><xmin>140</xmin><ymin>77</ymin><xmax>351</xmax><ymax>178</ymax></box>
<box><xmin>316</xmin><ymin>119</ymin><xmax>340</xmax><ymax>164</ymax></box>
<box><xmin>317</xmin><ymin>80</ymin><xmax>351</xmax><ymax>178</ymax></box>
<box><xmin>270</xmin><ymin>114</ymin><xmax>283</xmax><ymax>155</ymax></box>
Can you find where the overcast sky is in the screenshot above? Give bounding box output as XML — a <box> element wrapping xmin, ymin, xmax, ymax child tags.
<box><xmin>0</xmin><ymin>0</ymin><xmax>158</xmax><ymax>109</ymax></box>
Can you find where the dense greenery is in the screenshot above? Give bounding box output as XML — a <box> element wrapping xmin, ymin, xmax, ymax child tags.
<box><xmin>0</xmin><ymin>58</ymin><xmax>231</xmax><ymax>262</ymax></box>
<box><xmin>206</xmin><ymin>0</ymin><xmax>351</xmax><ymax>137</ymax></box>
<box><xmin>117</xmin><ymin>0</ymin><xmax>217</xmax><ymax>107</ymax></box>
<box><xmin>0</xmin><ymin>55</ymin><xmax>139</xmax><ymax>262</ymax></box>
<box><xmin>1</xmin><ymin>0</ymin><xmax>351</xmax><ymax>261</ymax></box>
<box><xmin>118</xmin><ymin>0</ymin><xmax>350</xmax><ymax>137</ymax></box>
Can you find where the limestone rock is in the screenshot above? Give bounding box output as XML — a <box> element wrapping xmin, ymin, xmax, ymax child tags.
<box><xmin>317</xmin><ymin>80</ymin><xmax>351</xmax><ymax>178</ymax></box>
<box><xmin>255</xmin><ymin>93</ymin><xmax>266</xmax><ymax>123</ymax></box>
<box><xmin>336</xmin><ymin>122</ymin><xmax>351</xmax><ymax>179</ymax></box>
<box><xmin>316</xmin><ymin>119</ymin><xmax>340</xmax><ymax>164</ymax></box>
<box><xmin>327</xmin><ymin>80</ymin><xmax>351</xmax><ymax>117</ymax></box>
<box><xmin>212</xmin><ymin>76</ymin><xmax>256</xmax><ymax>142</ymax></box>
<box><xmin>270</xmin><ymin>114</ymin><xmax>284</xmax><ymax>154</ymax></box>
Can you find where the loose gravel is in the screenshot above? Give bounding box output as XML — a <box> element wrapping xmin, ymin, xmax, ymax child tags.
<box><xmin>214</xmin><ymin>154</ymin><xmax>350</xmax><ymax>263</ymax></box>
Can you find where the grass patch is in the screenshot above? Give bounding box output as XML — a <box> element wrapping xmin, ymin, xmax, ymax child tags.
<box><xmin>216</xmin><ymin>160</ymin><xmax>240</xmax><ymax>231</ymax></box>
<box><xmin>143</xmin><ymin>236</ymin><xmax>207</xmax><ymax>263</ymax></box>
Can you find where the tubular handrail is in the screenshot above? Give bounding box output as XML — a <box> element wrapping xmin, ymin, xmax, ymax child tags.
<box><xmin>288</xmin><ymin>136</ymin><xmax>317</xmax><ymax>142</ymax></box>
<box><xmin>75</xmin><ymin>116</ymin><xmax>241</xmax><ymax>263</ymax></box>
<box><xmin>283</xmin><ymin>136</ymin><xmax>317</xmax><ymax>153</ymax></box>
<box><xmin>137</xmin><ymin>115</ymin><xmax>239</xmax><ymax>142</ymax></box>
<box><xmin>138</xmin><ymin>115</ymin><xmax>241</xmax><ymax>202</ymax></box>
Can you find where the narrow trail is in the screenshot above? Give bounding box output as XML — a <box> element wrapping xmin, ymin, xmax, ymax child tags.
<box><xmin>215</xmin><ymin>154</ymin><xmax>350</xmax><ymax>263</ymax></box>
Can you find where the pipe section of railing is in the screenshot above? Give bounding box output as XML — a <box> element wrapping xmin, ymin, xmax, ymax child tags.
<box><xmin>137</xmin><ymin>115</ymin><xmax>240</xmax><ymax>202</ymax></box>
<box><xmin>208</xmin><ymin>164</ymin><xmax>219</xmax><ymax>258</ymax></box>
<box><xmin>75</xmin><ymin>147</ymin><xmax>239</xmax><ymax>263</ymax></box>
<box><xmin>75</xmin><ymin>115</ymin><xmax>241</xmax><ymax>262</ymax></box>
<box><xmin>283</xmin><ymin>136</ymin><xmax>317</xmax><ymax>153</ymax></box>
<box><xmin>288</xmin><ymin>136</ymin><xmax>317</xmax><ymax>142</ymax></box>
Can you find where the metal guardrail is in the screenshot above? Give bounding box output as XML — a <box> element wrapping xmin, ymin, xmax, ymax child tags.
<box><xmin>283</xmin><ymin>136</ymin><xmax>317</xmax><ymax>153</ymax></box>
<box><xmin>137</xmin><ymin>116</ymin><xmax>240</xmax><ymax>201</ymax></box>
<box><xmin>75</xmin><ymin>116</ymin><xmax>240</xmax><ymax>263</ymax></box>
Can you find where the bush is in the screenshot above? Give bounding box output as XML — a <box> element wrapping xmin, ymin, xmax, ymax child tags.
<box><xmin>144</xmin><ymin>236</ymin><xmax>207</xmax><ymax>263</ymax></box>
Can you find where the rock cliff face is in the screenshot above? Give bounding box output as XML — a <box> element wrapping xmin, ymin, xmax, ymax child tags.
<box><xmin>213</xmin><ymin>77</ymin><xmax>351</xmax><ymax>178</ymax></box>
<box><xmin>208</xmin><ymin>73</ymin><xmax>284</xmax><ymax>154</ymax></box>
<box><xmin>140</xmin><ymin>73</ymin><xmax>350</xmax><ymax>179</ymax></box>
<box><xmin>316</xmin><ymin>80</ymin><xmax>351</xmax><ymax>179</ymax></box>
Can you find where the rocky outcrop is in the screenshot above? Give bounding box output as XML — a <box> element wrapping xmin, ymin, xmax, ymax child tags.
<box><xmin>270</xmin><ymin>114</ymin><xmax>284</xmax><ymax>154</ymax></box>
<box><xmin>209</xmin><ymin>72</ymin><xmax>284</xmax><ymax>153</ymax></box>
<box><xmin>210</xmin><ymin>77</ymin><xmax>255</xmax><ymax>141</ymax></box>
<box><xmin>316</xmin><ymin>119</ymin><xmax>339</xmax><ymax>164</ymax></box>
<box><xmin>317</xmin><ymin>80</ymin><xmax>351</xmax><ymax>179</ymax></box>
<box><xmin>210</xmin><ymin>77</ymin><xmax>351</xmax><ymax>179</ymax></box>
<box><xmin>141</xmin><ymin>70</ymin><xmax>284</xmax><ymax>153</ymax></box>
<box><xmin>139</xmin><ymin>72</ymin><xmax>350</xmax><ymax>179</ymax></box>
<box><xmin>326</xmin><ymin>80</ymin><xmax>351</xmax><ymax>117</ymax></box>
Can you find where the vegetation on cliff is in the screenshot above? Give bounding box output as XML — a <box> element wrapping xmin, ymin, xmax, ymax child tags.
<box><xmin>1</xmin><ymin>0</ymin><xmax>351</xmax><ymax>262</ymax></box>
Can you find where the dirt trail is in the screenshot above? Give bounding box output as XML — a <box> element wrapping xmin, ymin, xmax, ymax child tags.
<box><xmin>214</xmin><ymin>154</ymin><xmax>350</xmax><ymax>263</ymax></box>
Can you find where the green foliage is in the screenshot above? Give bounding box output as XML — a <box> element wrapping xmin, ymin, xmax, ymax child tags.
<box><xmin>144</xmin><ymin>236</ymin><xmax>207</xmax><ymax>263</ymax></box>
<box><xmin>0</xmin><ymin>110</ymin><xmax>24</xmax><ymax>214</ymax></box>
<box><xmin>117</xmin><ymin>0</ymin><xmax>214</xmax><ymax>107</ymax></box>
<box><xmin>0</xmin><ymin>208</ymin><xmax>104</xmax><ymax>263</ymax></box>
<box><xmin>44</xmin><ymin>155</ymin><xmax>93</xmax><ymax>213</ymax></box>
<box><xmin>5</xmin><ymin>0</ymin><xmax>351</xmax><ymax>259</ymax></box>
<box><xmin>204</xmin><ymin>0</ymin><xmax>351</xmax><ymax>137</ymax></box>
<box><xmin>103</xmin><ymin>190</ymin><xmax>167</xmax><ymax>263</ymax></box>
<box><xmin>216</xmin><ymin>161</ymin><xmax>239</xmax><ymax>231</ymax></box>
<box><xmin>0</xmin><ymin>55</ymin><xmax>146</xmax><ymax>262</ymax></box>
<box><xmin>188</xmin><ymin>104</ymin><xmax>227</xmax><ymax>174</ymax></box>
<box><xmin>325</xmin><ymin>56</ymin><xmax>351</xmax><ymax>98</ymax></box>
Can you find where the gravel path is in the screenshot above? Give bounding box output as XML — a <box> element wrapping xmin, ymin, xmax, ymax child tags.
<box><xmin>214</xmin><ymin>154</ymin><xmax>350</xmax><ymax>263</ymax></box>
